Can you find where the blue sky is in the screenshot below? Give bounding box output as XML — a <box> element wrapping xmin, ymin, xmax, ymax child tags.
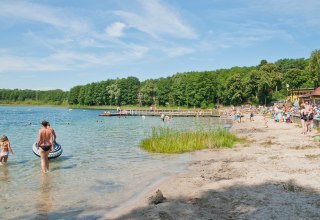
<box><xmin>0</xmin><ymin>0</ymin><xmax>320</xmax><ymax>90</ymax></box>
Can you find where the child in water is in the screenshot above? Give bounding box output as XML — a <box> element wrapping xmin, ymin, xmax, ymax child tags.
<box><xmin>0</xmin><ymin>135</ymin><xmax>13</xmax><ymax>165</ymax></box>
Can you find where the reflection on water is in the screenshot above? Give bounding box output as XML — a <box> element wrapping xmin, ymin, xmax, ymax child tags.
<box><xmin>0</xmin><ymin>165</ymin><xmax>11</xmax><ymax>217</ymax></box>
<box><xmin>0</xmin><ymin>164</ymin><xmax>10</xmax><ymax>182</ymax></box>
<box><xmin>37</xmin><ymin>173</ymin><xmax>53</xmax><ymax>219</ymax></box>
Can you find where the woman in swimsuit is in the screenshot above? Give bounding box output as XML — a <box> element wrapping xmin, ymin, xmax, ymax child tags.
<box><xmin>305</xmin><ymin>106</ymin><xmax>314</xmax><ymax>135</ymax></box>
<box><xmin>300</xmin><ymin>105</ymin><xmax>307</xmax><ymax>134</ymax></box>
<box><xmin>37</xmin><ymin>120</ymin><xmax>53</xmax><ymax>173</ymax></box>
<box><xmin>0</xmin><ymin>135</ymin><xmax>13</xmax><ymax>165</ymax></box>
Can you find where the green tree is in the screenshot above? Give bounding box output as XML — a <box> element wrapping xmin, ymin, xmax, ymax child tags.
<box><xmin>224</xmin><ymin>73</ymin><xmax>246</xmax><ymax>105</ymax></box>
<box><xmin>171</xmin><ymin>74</ymin><xmax>187</xmax><ymax>106</ymax></box>
<box><xmin>156</xmin><ymin>77</ymin><xmax>172</xmax><ymax>106</ymax></box>
<box><xmin>118</xmin><ymin>77</ymin><xmax>140</xmax><ymax>105</ymax></box>
<box><xmin>275</xmin><ymin>58</ymin><xmax>308</xmax><ymax>73</ymax></box>
<box><xmin>107</xmin><ymin>81</ymin><xmax>121</xmax><ymax>106</ymax></box>
<box><xmin>283</xmin><ymin>69</ymin><xmax>307</xmax><ymax>89</ymax></box>
<box><xmin>309</xmin><ymin>49</ymin><xmax>320</xmax><ymax>87</ymax></box>
<box><xmin>68</xmin><ymin>86</ymin><xmax>82</xmax><ymax>105</ymax></box>
<box><xmin>139</xmin><ymin>80</ymin><xmax>157</xmax><ymax>106</ymax></box>
<box><xmin>258</xmin><ymin>63</ymin><xmax>283</xmax><ymax>103</ymax></box>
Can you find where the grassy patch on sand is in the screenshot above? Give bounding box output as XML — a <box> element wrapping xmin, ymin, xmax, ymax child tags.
<box><xmin>305</xmin><ymin>154</ymin><xmax>320</xmax><ymax>159</ymax></box>
<box><xmin>140</xmin><ymin>127</ymin><xmax>242</xmax><ymax>154</ymax></box>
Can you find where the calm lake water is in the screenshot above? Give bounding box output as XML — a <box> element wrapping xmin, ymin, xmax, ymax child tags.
<box><xmin>0</xmin><ymin>106</ymin><xmax>223</xmax><ymax>219</ymax></box>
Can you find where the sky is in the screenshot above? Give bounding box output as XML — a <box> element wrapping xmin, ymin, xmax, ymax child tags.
<box><xmin>0</xmin><ymin>0</ymin><xmax>320</xmax><ymax>91</ymax></box>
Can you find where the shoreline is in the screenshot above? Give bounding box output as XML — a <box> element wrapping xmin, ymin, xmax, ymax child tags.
<box><xmin>104</xmin><ymin>155</ymin><xmax>191</xmax><ymax>219</ymax></box>
<box><xmin>107</xmin><ymin>114</ymin><xmax>320</xmax><ymax>219</ymax></box>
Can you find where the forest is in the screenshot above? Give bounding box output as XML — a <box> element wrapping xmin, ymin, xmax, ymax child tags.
<box><xmin>1</xmin><ymin>49</ymin><xmax>320</xmax><ymax>108</ymax></box>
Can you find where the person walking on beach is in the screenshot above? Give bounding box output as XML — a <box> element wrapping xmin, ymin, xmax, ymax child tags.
<box><xmin>250</xmin><ymin>109</ymin><xmax>254</xmax><ymax>122</ymax></box>
<box><xmin>0</xmin><ymin>135</ymin><xmax>13</xmax><ymax>165</ymax></box>
<box><xmin>37</xmin><ymin>120</ymin><xmax>54</xmax><ymax>173</ymax></box>
<box><xmin>300</xmin><ymin>105</ymin><xmax>307</xmax><ymax>134</ymax></box>
<box><xmin>236</xmin><ymin>109</ymin><xmax>242</xmax><ymax>123</ymax></box>
<box><xmin>306</xmin><ymin>106</ymin><xmax>314</xmax><ymax>135</ymax></box>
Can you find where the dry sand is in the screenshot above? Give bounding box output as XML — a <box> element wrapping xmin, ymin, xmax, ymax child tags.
<box><xmin>106</xmin><ymin>114</ymin><xmax>320</xmax><ymax>220</ymax></box>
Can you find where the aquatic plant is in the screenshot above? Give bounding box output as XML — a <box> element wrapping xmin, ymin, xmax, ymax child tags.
<box><xmin>140</xmin><ymin>127</ymin><xmax>241</xmax><ymax>154</ymax></box>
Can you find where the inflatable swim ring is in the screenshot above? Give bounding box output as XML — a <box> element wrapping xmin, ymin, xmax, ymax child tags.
<box><xmin>32</xmin><ymin>142</ymin><xmax>63</xmax><ymax>159</ymax></box>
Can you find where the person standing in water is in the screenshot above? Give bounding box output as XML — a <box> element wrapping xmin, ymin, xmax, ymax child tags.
<box><xmin>37</xmin><ymin>120</ymin><xmax>53</xmax><ymax>173</ymax></box>
<box><xmin>0</xmin><ymin>135</ymin><xmax>13</xmax><ymax>165</ymax></box>
<box><xmin>48</xmin><ymin>122</ymin><xmax>56</xmax><ymax>144</ymax></box>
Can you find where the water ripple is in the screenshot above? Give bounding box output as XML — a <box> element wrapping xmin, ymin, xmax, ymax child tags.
<box><xmin>0</xmin><ymin>106</ymin><xmax>219</xmax><ymax>219</ymax></box>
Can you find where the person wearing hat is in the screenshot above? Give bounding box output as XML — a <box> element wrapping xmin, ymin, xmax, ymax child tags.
<box><xmin>0</xmin><ymin>135</ymin><xmax>13</xmax><ymax>165</ymax></box>
<box><xmin>37</xmin><ymin>120</ymin><xmax>54</xmax><ymax>173</ymax></box>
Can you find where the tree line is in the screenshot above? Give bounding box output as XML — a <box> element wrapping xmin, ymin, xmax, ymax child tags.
<box><xmin>1</xmin><ymin>49</ymin><xmax>320</xmax><ymax>107</ymax></box>
<box><xmin>0</xmin><ymin>89</ymin><xmax>68</xmax><ymax>105</ymax></box>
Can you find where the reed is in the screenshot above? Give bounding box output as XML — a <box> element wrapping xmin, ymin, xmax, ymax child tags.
<box><xmin>140</xmin><ymin>127</ymin><xmax>241</xmax><ymax>154</ymax></box>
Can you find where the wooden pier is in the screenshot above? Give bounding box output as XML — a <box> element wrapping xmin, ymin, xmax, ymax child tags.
<box><xmin>99</xmin><ymin>109</ymin><xmax>220</xmax><ymax>117</ymax></box>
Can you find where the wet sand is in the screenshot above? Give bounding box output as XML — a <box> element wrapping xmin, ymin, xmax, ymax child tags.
<box><xmin>106</xmin><ymin>114</ymin><xmax>320</xmax><ymax>219</ymax></box>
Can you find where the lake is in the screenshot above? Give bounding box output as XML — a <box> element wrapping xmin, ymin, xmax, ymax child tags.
<box><xmin>0</xmin><ymin>106</ymin><xmax>223</xmax><ymax>219</ymax></box>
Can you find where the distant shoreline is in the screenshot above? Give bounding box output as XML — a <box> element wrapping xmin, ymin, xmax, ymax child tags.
<box><xmin>0</xmin><ymin>103</ymin><xmax>219</xmax><ymax>111</ymax></box>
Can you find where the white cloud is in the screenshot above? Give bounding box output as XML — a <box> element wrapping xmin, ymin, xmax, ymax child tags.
<box><xmin>0</xmin><ymin>0</ymin><xmax>198</xmax><ymax>74</ymax></box>
<box><xmin>0</xmin><ymin>55</ymin><xmax>68</xmax><ymax>72</ymax></box>
<box><xmin>115</xmin><ymin>0</ymin><xmax>196</xmax><ymax>39</ymax></box>
<box><xmin>125</xmin><ymin>45</ymin><xmax>149</xmax><ymax>59</ymax></box>
<box><xmin>231</xmin><ymin>0</ymin><xmax>320</xmax><ymax>29</ymax></box>
<box><xmin>162</xmin><ymin>47</ymin><xmax>194</xmax><ymax>58</ymax></box>
<box><xmin>0</xmin><ymin>43</ymin><xmax>149</xmax><ymax>73</ymax></box>
<box><xmin>106</xmin><ymin>22</ymin><xmax>126</xmax><ymax>38</ymax></box>
<box><xmin>0</xmin><ymin>1</ymin><xmax>89</xmax><ymax>32</ymax></box>
<box><xmin>202</xmin><ymin>21</ymin><xmax>294</xmax><ymax>51</ymax></box>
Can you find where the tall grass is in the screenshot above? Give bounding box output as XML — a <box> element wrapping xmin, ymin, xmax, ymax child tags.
<box><xmin>140</xmin><ymin>127</ymin><xmax>241</xmax><ymax>154</ymax></box>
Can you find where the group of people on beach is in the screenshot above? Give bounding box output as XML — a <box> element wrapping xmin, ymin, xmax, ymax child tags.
<box><xmin>0</xmin><ymin>120</ymin><xmax>57</xmax><ymax>173</ymax></box>
<box><xmin>223</xmin><ymin>102</ymin><xmax>320</xmax><ymax>143</ymax></box>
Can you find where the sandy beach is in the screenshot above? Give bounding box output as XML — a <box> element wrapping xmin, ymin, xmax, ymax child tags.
<box><xmin>106</xmin><ymin>114</ymin><xmax>320</xmax><ymax>219</ymax></box>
